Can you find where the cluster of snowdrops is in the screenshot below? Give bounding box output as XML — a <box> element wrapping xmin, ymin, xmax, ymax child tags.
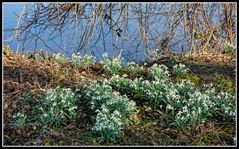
<box><xmin>13</xmin><ymin>52</ymin><xmax>236</xmax><ymax>143</ymax></box>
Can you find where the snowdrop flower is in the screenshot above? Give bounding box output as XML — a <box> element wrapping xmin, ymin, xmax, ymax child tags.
<box><xmin>166</xmin><ymin>104</ymin><xmax>174</xmax><ymax>110</ymax></box>
<box><xmin>122</xmin><ymin>74</ymin><xmax>128</xmax><ymax>78</ymax></box>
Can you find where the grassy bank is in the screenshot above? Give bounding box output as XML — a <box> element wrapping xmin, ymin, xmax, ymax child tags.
<box><xmin>3</xmin><ymin>47</ymin><xmax>236</xmax><ymax>146</ymax></box>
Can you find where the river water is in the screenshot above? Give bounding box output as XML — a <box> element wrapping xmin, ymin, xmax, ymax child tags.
<box><xmin>3</xmin><ymin>3</ymin><xmax>231</xmax><ymax>64</ymax></box>
<box><xmin>3</xmin><ymin>4</ymin><xmax>148</xmax><ymax>62</ymax></box>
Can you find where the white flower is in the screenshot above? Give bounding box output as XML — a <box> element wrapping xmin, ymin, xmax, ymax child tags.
<box><xmin>122</xmin><ymin>74</ymin><xmax>128</xmax><ymax>78</ymax></box>
<box><xmin>177</xmin><ymin>111</ymin><xmax>182</xmax><ymax>116</ymax></box>
<box><xmin>182</xmin><ymin>106</ymin><xmax>188</xmax><ymax>113</ymax></box>
<box><xmin>128</xmin><ymin>61</ymin><xmax>136</xmax><ymax>66</ymax></box>
<box><xmin>167</xmin><ymin>104</ymin><xmax>174</xmax><ymax>110</ymax></box>
<box><xmin>102</xmin><ymin>52</ymin><xmax>108</xmax><ymax>58</ymax></box>
<box><xmin>69</xmin><ymin>106</ymin><xmax>77</xmax><ymax>111</ymax></box>
<box><xmin>233</xmin><ymin>137</ymin><xmax>236</xmax><ymax>144</ymax></box>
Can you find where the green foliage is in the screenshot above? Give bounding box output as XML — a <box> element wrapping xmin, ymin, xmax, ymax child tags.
<box><xmin>148</xmin><ymin>64</ymin><xmax>170</xmax><ymax>80</ymax></box>
<box><xmin>172</xmin><ymin>63</ymin><xmax>189</xmax><ymax>78</ymax></box>
<box><xmin>175</xmin><ymin>80</ymin><xmax>197</xmax><ymax>98</ymax></box>
<box><xmin>83</xmin><ymin>80</ymin><xmax>113</xmax><ymax>110</ymax></box>
<box><xmin>175</xmin><ymin>91</ymin><xmax>214</xmax><ymax>128</ymax></box>
<box><xmin>92</xmin><ymin>107</ymin><xmax>123</xmax><ymax>143</ymax></box>
<box><xmin>212</xmin><ymin>74</ymin><xmax>234</xmax><ymax>93</ymax></box>
<box><xmin>6</xmin><ymin>49</ymin><xmax>236</xmax><ymax>145</ymax></box>
<box><xmin>109</xmin><ymin>75</ymin><xmax>131</xmax><ymax>94</ymax></box>
<box><xmin>130</xmin><ymin>77</ymin><xmax>145</xmax><ymax>95</ymax></box>
<box><xmin>204</xmin><ymin>85</ymin><xmax>236</xmax><ymax>122</ymax></box>
<box><xmin>72</xmin><ymin>53</ymin><xmax>96</xmax><ymax>68</ymax></box>
<box><xmin>13</xmin><ymin>92</ymin><xmax>40</xmax><ymax>129</ymax></box>
<box><xmin>144</xmin><ymin>79</ymin><xmax>171</xmax><ymax>104</ymax></box>
<box><xmin>185</xmin><ymin>75</ymin><xmax>200</xmax><ymax>84</ymax></box>
<box><xmin>92</xmin><ymin>93</ymin><xmax>136</xmax><ymax>143</ymax></box>
<box><xmin>82</xmin><ymin>80</ymin><xmax>137</xmax><ymax>143</ymax></box>
<box><xmin>82</xmin><ymin>62</ymin><xmax>236</xmax><ymax>129</ymax></box>
<box><xmin>214</xmin><ymin>93</ymin><xmax>235</xmax><ymax>122</ymax></box>
<box><xmin>13</xmin><ymin>112</ymin><xmax>26</xmax><ymax>129</ymax></box>
<box><xmin>17</xmin><ymin>91</ymin><xmax>36</xmax><ymax>106</ymax></box>
<box><xmin>127</xmin><ymin>62</ymin><xmax>143</xmax><ymax>77</ymax></box>
<box><xmin>106</xmin><ymin>66</ymin><xmax>235</xmax><ymax>128</ymax></box>
<box><xmin>223</xmin><ymin>44</ymin><xmax>236</xmax><ymax>54</ymax></box>
<box><xmin>53</xmin><ymin>53</ymin><xmax>67</xmax><ymax>63</ymax></box>
<box><xmin>100</xmin><ymin>53</ymin><xmax>123</xmax><ymax>75</ymax></box>
<box><xmin>39</xmin><ymin>86</ymin><xmax>78</xmax><ymax>128</ymax></box>
<box><xmin>174</xmin><ymin>83</ymin><xmax>235</xmax><ymax>128</ymax></box>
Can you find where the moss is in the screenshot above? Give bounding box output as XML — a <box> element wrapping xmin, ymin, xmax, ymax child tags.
<box><xmin>173</xmin><ymin>77</ymin><xmax>185</xmax><ymax>83</ymax></box>
<box><xmin>129</xmin><ymin>114</ymin><xmax>140</xmax><ymax>125</ymax></box>
<box><xmin>43</xmin><ymin>138</ymin><xmax>54</xmax><ymax>145</ymax></box>
<box><xmin>212</xmin><ymin>74</ymin><xmax>235</xmax><ymax>93</ymax></box>
<box><xmin>186</xmin><ymin>74</ymin><xmax>200</xmax><ymax>84</ymax></box>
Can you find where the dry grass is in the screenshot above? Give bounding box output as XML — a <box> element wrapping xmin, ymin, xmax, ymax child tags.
<box><xmin>3</xmin><ymin>51</ymin><xmax>236</xmax><ymax>146</ymax></box>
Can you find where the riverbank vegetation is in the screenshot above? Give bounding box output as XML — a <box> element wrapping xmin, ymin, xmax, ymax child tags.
<box><xmin>3</xmin><ymin>2</ymin><xmax>236</xmax><ymax>146</ymax></box>
<box><xmin>3</xmin><ymin>46</ymin><xmax>236</xmax><ymax>146</ymax></box>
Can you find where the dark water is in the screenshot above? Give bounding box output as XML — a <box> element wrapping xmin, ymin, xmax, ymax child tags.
<box><xmin>3</xmin><ymin>3</ymin><xmax>196</xmax><ymax>64</ymax></box>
